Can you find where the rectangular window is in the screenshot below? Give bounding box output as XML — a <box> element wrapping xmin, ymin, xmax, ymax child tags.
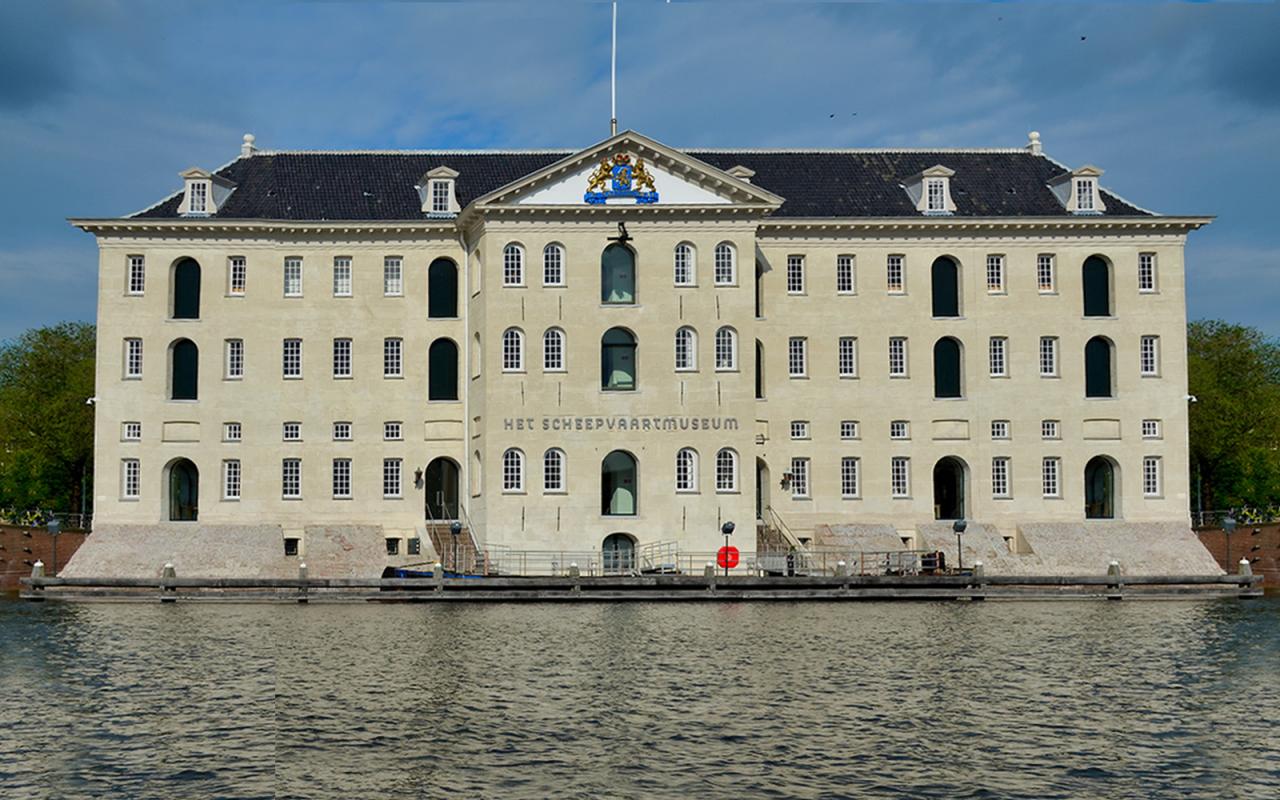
<box><xmin>386</xmin><ymin>538</ymin><xmax>400</xmax><ymax>556</ymax></box>
<box><xmin>333</xmin><ymin>257</ymin><xmax>352</xmax><ymax>297</ymax></box>
<box><xmin>124</xmin><ymin>338</ymin><xmax>143</xmax><ymax>378</ymax></box>
<box><xmin>836</xmin><ymin>255</ymin><xmax>856</xmax><ymax>294</ymax></box>
<box><xmin>384</xmin><ymin>458</ymin><xmax>402</xmax><ymax>498</ymax></box>
<box><xmin>840</xmin><ymin>420</ymin><xmax>859</xmax><ymax>440</ymax></box>
<box><xmin>888</xmin><ymin>337</ymin><xmax>908</xmax><ymax>377</ymax></box>
<box><xmin>790</xmin><ymin>457</ymin><xmax>810</xmax><ymax>499</ymax></box>
<box><xmin>229</xmin><ymin>256</ymin><xmax>246</xmax><ymax>295</ymax></box>
<box><xmin>890</xmin><ymin>420</ymin><xmax>909</xmax><ymax>440</ymax></box>
<box><xmin>886</xmin><ymin>255</ymin><xmax>905</xmax><ymax>293</ymax></box>
<box><xmin>384</xmin><ymin>421</ymin><xmax>402</xmax><ymax>441</ymax></box>
<box><xmin>223</xmin><ymin>459</ymin><xmax>241</xmax><ymax>500</ymax></box>
<box><xmin>986</xmin><ymin>255</ymin><xmax>1006</xmax><ymax>293</ymax></box>
<box><xmin>225</xmin><ymin>339</ymin><xmax>244</xmax><ymax>379</ymax></box>
<box><xmin>1037</xmin><ymin>254</ymin><xmax>1056</xmax><ymax>293</ymax></box>
<box><xmin>786</xmin><ymin>255</ymin><xmax>805</xmax><ymax>294</ymax></box>
<box><xmin>1143</xmin><ymin>456</ymin><xmax>1162</xmax><ymax>497</ymax></box>
<box><xmin>788</xmin><ymin>337</ymin><xmax>807</xmax><ymax>377</ymax></box>
<box><xmin>282</xmin><ymin>458</ymin><xmax>301</xmax><ymax>499</ymax></box>
<box><xmin>891</xmin><ymin>457</ymin><xmax>910</xmax><ymax>498</ymax></box>
<box><xmin>282</xmin><ymin>422</ymin><xmax>301</xmax><ymax>442</ymax></box>
<box><xmin>384</xmin><ymin>337</ymin><xmax>403</xmax><ymax>378</ymax></box>
<box><xmin>838</xmin><ymin>336</ymin><xmax>858</xmax><ymax>378</ymax></box>
<box><xmin>1140</xmin><ymin>335</ymin><xmax>1160</xmax><ymax>376</ymax></box>
<box><xmin>1039</xmin><ymin>336</ymin><xmax>1059</xmax><ymax>377</ymax></box>
<box><xmin>332</xmin><ymin>338</ymin><xmax>352</xmax><ymax>379</ymax></box>
<box><xmin>122</xmin><ymin>421</ymin><xmax>142</xmax><ymax>441</ymax></box>
<box><xmin>223</xmin><ymin>422</ymin><xmax>241</xmax><ymax>442</ymax></box>
<box><xmin>926</xmin><ymin>178</ymin><xmax>946</xmax><ymax>212</ymax></box>
<box><xmin>991</xmin><ymin>457</ymin><xmax>1010</xmax><ymax>499</ymax></box>
<box><xmin>1142</xmin><ymin>419</ymin><xmax>1162</xmax><ymax>439</ymax></box>
<box><xmin>284</xmin><ymin>256</ymin><xmax>302</xmax><ymax>297</ymax></box>
<box><xmin>1042</xmin><ymin>420</ymin><xmax>1060</xmax><ymax>440</ymax></box>
<box><xmin>1076</xmin><ymin>179</ymin><xmax>1096</xmax><ymax>212</ymax></box>
<box><xmin>431</xmin><ymin>181</ymin><xmax>450</xmax><ymax>213</ymax></box>
<box><xmin>122</xmin><ymin>459</ymin><xmax>140</xmax><ymax>499</ymax></box>
<box><xmin>790</xmin><ymin>420</ymin><xmax>810</xmax><ymax>440</ymax></box>
<box><xmin>333</xmin><ymin>421</ymin><xmax>352</xmax><ymax>441</ymax></box>
<box><xmin>1042</xmin><ymin>457</ymin><xmax>1061</xmax><ymax>498</ymax></box>
<box><xmin>841</xmin><ymin>457</ymin><xmax>860</xmax><ymax>498</ymax></box>
<box><xmin>189</xmin><ymin>181</ymin><xmax>208</xmax><ymax>213</ymax></box>
<box><xmin>127</xmin><ymin>255</ymin><xmax>145</xmax><ymax>295</ymax></box>
<box><xmin>991</xmin><ymin>420</ymin><xmax>1009</xmax><ymax>440</ymax></box>
<box><xmin>332</xmin><ymin>458</ymin><xmax>352</xmax><ymax>499</ymax></box>
<box><xmin>1139</xmin><ymin>253</ymin><xmax>1157</xmax><ymax>293</ymax></box>
<box><xmin>383</xmin><ymin>256</ymin><xmax>403</xmax><ymax>296</ymax></box>
<box><xmin>989</xmin><ymin>337</ymin><xmax>1008</xmax><ymax>377</ymax></box>
<box><xmin>283</xmin><ymin>338</ymin><xmax>302</xmax><ymax>378</ymax></box>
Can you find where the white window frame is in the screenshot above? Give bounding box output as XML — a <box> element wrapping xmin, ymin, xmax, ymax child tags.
<box><xmin>836</xmin><ymin>254</ymin><xmax>856</xmax><ymax>295</ymax></box>
<box><xmin>282</xmin><ymin>458</ymin><xmax>302</xmax><ymax>499</ymax></box>
<box><xmin>1140</xmin><ymin>335</ymin><xmax>1160</xmax><ymax>376</ymax></box>
<box><xmin>502</xmin><ymin>448</ymin><xmax>525</xmax><ymax>493</ymax></box>
<box><xmin>674</xmin><ymin>243</ymin><xmax>695</xmax><ymax>287</ymax></box>
<box><xmin>383</xmin><ymin>256</ymin><xmax>403</xmax><ymax>296</ymax></box>
<box><xmin>787</xmin><ymin>336</ymin><xmax>807</xmax><ymax>378</ymax></box>
<box><xmin>838</xmin><ymin>336</ymin><xmax>858</xmax><ymax>378</ymax></box>
<box><xmin>333</xmin><ymin>421</ymin><xmax>352</xmax><ymax>441</ymax></box>
<box><xmin>332</xmin><ymin>257</ymin><xmax>352</xmax><ymax>297</ymax></box>
<box><xmin>926</xmin><ymin>178</ymin><xmax>946</xmax><ymax>213</ymax></box>
<box><xmin>542</xmin><ymin>448</ymin><xmax>566</xmax><ymax>493</ymax></box>
<box><xmin>1039</xmin><ymin>336</ymin><xmax>1059</xmax><ymax>377</ymax></box>
<box><xmin>786</xmin><ymin>255</ymin><xmax>805</xmax><ymax>295</ymax></box>
<box><xmin>715</xmin><ymin>448</ymin><xmax>738</xmax><ymax>493</ymax></box>
<box><xmin>282</xmin><ymin>422</ymin><xmax>302</xmax><ymax>442</ymax></box>
<box><xmin>1143</xmin><ymin>456</ymin><xmax>1162</xmax><ymax>497</ymax></box>
<box><xmin>223</xmin><ymin>422</ymin><xmax>241</xmax><ymax>442</ymax></box>
<box><xmin>284</xmin><ymin>256</ymin><xmax>303</xmax><ymax>297</ymax></box>
<box><xmin>332</xmin><ymin>338</ymin><xmax>352</xmax><ymax>379</ymax></box>
<box><xmin>188</xmin><ymin>181</ymin><xmax>208</xmax><ymax>214</ymax></box>
<box><xmin>674</xmin><ymin>327</ymin><xmax>697</xmax><ymax>372</ymax></box>
<box><xmin>991</xmin><ymin>457</ymin><xmax>1010</xmax><ymax>499</ymax></box>
<box><xmin>229</xmin><ymin>256</ymin><xmax>247</xmax><ymax>296</ymax></box>
<box><xmin>991</xmin><ymin>420</ymin><xmax>1010</xmax><ymax>440</ymax></box>
<box><xmin>122</xmin><ymin>421</ymin><xmax>142</xmax><ymax>441</ymax></box>
<box><xmin>124</xmin><ymin>338</ymin><xmax>143</xmax><ymax>379</ymax></box>
<box><xmin>225</xmin><ymin>339</ymin><xmax>244</xmax><ymax>379</ymax></box>
<box><xmin>986</xmin><ymin>255</ymin><xmax>1006</xmax><ymax>294</ymax></box>
<box><xmin>383</xmin><ymin>458</ymin><xmax>403</xmax><ymax>499</ymax></box>
<box><xmin>890</xmin><ymin>420</ymin><xmax>910</xmax><ymax>440</ymax></box>
<box><xmin>839</xmin><ymin>420</ymin><xmax>859</xmax><ymax>440</ymax></box>
<box><xmin>888</xmin><ymin>337</ymin><xmax>907</xmax><ymax>377</ymax></box>
<box><xmin>715</xmin><ymin>327</ymin><xmax>738</xmax><ymax>371</ymax></box>
<box><xmin>1037</xmin><ymin>254</ymin><xmax>1056</xmax><ymax>293</ymax></box>
<box><xmin>790</xmin><ymin>457</ymin><xmax>810</xmax><ymax>499</ymax></box>
<box><xmin>713</xmin><ymin>242</ymin><xmax>736</xmax><ymax>286</ymax></box>
<box><xmin>332</xmin><ymin>458</ymin><xmax>352</xmax><ymax>499</ymax></box>
<box><xmin>431</xmin><ymin>180</ymin><xmax>451</xmax><ymax>214</ymax></box>
<box><xmin>886</xmin><ymin>255</ymin><xmax>905</xmax><ymax>293</ymax></box>
<box><xmin>384</xmin><ymin>337</ymin><xmax>403</xmax><ymax>378</ymax></box>
<box><xmin>1141</xmin><ymin>419</ymin><xmax>1162</xmax><ymax>439</ymax></box>
<box><xmin>675</xmin><ymin>448</ymin><xmax>698</xmax><ymax>493</ymax></box>
<box><xmin>383</xmin><ymin>421</ymin><xmax>403</xmax><ymax>441</ymax></box>
<box><xmin>841</xmin><ymin>457</ymin><xmax>860</xmax><ymax>499</ymax></box>
<box><xmin>1042</xmin><ymin>457</ymin><xmax>1061</xmax><ymax>498</ymax></box>
<box><xmin>282</xmin><ymin>338</ymin><xmax>302</xmax><ymax>379</ymax></box>
<box><xmin>1076</xmin><ymin>178</ymin><xmax>1097</xmax><ymax>212</ymax></box>
<box><xmin>543</xmin><ymin>328</ymin><xmax>566</xmax><ymax>372</ymax></box>
<box><xmin>790</xmin><ymin>420</ymin><xmax>810</xmax><ymax>440</ymax></box>
<box><xmin>127</xmin><ymin>255</ymin><xmax>145</xmax><ymax>295</ymax></box>
<box><xmin>891</xmin><ymin>457</ymin><xmax>910</xmax><ymax>498</ymax></box>
<box><xmin>223</xmin><ymin>459</ymin><xmax>241</xmax><ymax>501</ymax></box>
<box><xmin>502</xmin><ymin>328</ymin><xmax>524</xmax><ymax>372</ymax></box>
<box><xmin>1138</xmin><ymin>253</ymin><xmax>1157</xmax><ymax>293</ymax></box>
<box><xmin>122</xmin><ymin>459</ymin><xmax>140</xmax><ymax>499</ymax></box>
<box><xmin>1042</xmin><ymin>420</ymin><xmax>1061</xmax><ymax>440</ymax></box>
<box><xmin>503</xmin><ymin>243</ymin><xmax>525</xmax><ymax>287</ymax></box>
<box><xmin>989</xmin><ymin>336</ymin><xmax>1008</xmax><ymax>378</ymax></box>
<box><xmin>543</xmin><ymin>243</ymin><xmax>565</xmax><ymax>287</ymax></box>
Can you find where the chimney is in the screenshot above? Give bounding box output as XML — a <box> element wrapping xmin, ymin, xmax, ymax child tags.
<box><xmin>241</xmin><ymin>133</ymin><xmax>257</xmax><ymax>157</ymax></box>
<box><xmin>1026</xmin><ymin>131</ymin><xmax>1042</xmax><ymax>156</ymax></box>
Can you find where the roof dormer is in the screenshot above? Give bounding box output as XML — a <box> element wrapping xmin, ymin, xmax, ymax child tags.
<box><xmin>418</xmin><ymin>166</ymin><xmax>460</xmax><ymax>216</ymax></box>
<box><xmin>726</xmin><ymin>165</ymin><xmax>756</xmax><ymax>184</ymax></box>
<box><xmin>1048</xmin><ymin>165</ymin><xmax>1107</xmax><ymax>215</ymax></box>
<box><xmin>177</xmin><ymin>167</ymin><xmax>236</xmax><ymax>217</ymax></box>
<box><xmin>903</xmin><ymin>165</ymin><xmax>956</xmax><ymax>215</ymax></box>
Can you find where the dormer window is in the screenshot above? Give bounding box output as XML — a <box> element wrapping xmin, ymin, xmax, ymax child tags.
<box><xmin>905</xmin><ymin>165</ymin><xmax>956</xmax><ymax>216</ymax></box>
<box><xmin>177</xmin><ymin>167</ymin><xmax>236</xmax><ymax>217</ymax></box>
<box><xmin>419</xmin><ymin>166</ymin><xmax>460</xmax><ymax>216</ymax></box>
<box><xmin>1049</xmin><ymin>165</ymin><xmax>1107</xmax><ymax>215</ymax></box>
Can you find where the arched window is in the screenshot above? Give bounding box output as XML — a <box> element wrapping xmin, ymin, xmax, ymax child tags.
<box><xmin>543</xmin><ymin>243</ymin><xmax>565</xmax><ymax>287</ymax></box>
<box><xmin>169</xmin><ymin>338</ymin><xmax>199</xmax><ymax>400</ymax></box>
<box><xmin>166</xmin><ymin>458</ymin><xmax>199</xmax><ymax>521</ymax></box>
<box><xmin>715</xmin><ymin>326</ymin><xmax>738</xmax><ymax>371</ymax></box>
<box><xmin>715</xmin><ymin>448</ymin><xmax>738</xmax><ymax>492</ymax></box>
<box><xmin>1082</xmin><ymin>256</ymin><xmax>1111</xmax><ymax>317</ymax></box>
<box><xmin>602</xmin><ymin>532</ymin><xmax>636</xmax><ymax>573</ymax></box>
<box><xmin>714</xmin><ymin>242</ymin><xmax>736</xmax><ymax>285</ymax></box>
<box><xmin>601</xmin><ymin>243</ymin><xmax>636</xmax><ymax>303</ymax></box>
<box><xmin>502</xmin><ymin>328</ymin><xmax>524</xmax><ymax>372</ymax></box>
<box><xmin>1085</xmin><ymin>336</ymin><xmax>1114</xmax><ymax>398</ymax></box>
<box><xmin>502</xmin><ymin>243</ymin><xmax>524</xmax><ymax>286</ymax></box>
<box><xmin>675</xmin><ymin>327</ymin><xmax>697</xmax><ymax>371</ymax></box>
<box><xmin>933</xmin><ymin>337</ymin><xmax>962</xmax><ymax>398</ymax></box>
<box><xmin>601</xmin><ymin>327</ymin><xmax>637</xmax><ymax>390</ymax></box>
<box><xmin>675</xmin><ymin>448</ymin><xmax>698</xmax><ymax>492</ymax></box>
<box><xmin>755</xmin><ymin>340</ymin><xmax>765</xmax><ymax>399</ymax></box>
<box><xmin>428</xmin><ymin>257</ymin><xmax>458</xmax><ymax>318</ymax></box>
<box><xmin>931</xmin><ymin>256</ymin><xmax>960</xmax><ymax>317</ymax></box>
<box><xmin>674</xmin><ymin>243</ymin><xmax>696</xmax><ymax>286</ymax></box>
<box><xmin>428</xmin><ymin>338</ymin><xmax>459</xmax><ymax>400</ymax></box>
<box><xmin>542</xmin><ymin>328</ymin><xmax>566</xmax><ymax>372</ymax></box>
<box><xmin>543</xmin><ymin>448</ymin><xmax>565</xmax><ymax>493</ymax></box>
<box><xmin>502</xmin><ymin>448</ymin><xmax>524</xmax><ymax>492</ymax></box>
<box><xmin>602</xmin><ymin>450</ymin><xmax>637</xmax><ymax>516</ymax></box>
<box><xmin>1085</xmin><ymin>456</ymin><xmax>1116</xmax><ymax>519</ymax></box>
<box><xmin>172</xmin><ymin>258</ymin><xmax>201</xmax><ymax>319</ymax></box>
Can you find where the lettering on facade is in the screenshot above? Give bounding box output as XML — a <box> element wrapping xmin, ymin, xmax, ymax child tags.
<box><xmin>502</xmin><ymin>416</ymin><xmax>740</xmax><ymax>433</ymax></box>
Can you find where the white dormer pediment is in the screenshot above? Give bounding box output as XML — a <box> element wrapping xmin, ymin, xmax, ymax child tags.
<box><xmin>1048</xmin><ymin>165</ymin><xmax>1106</xmax><ymax>215</ymax></box>
<box><xmin>418</xmin><ymin>165</ymin><xmax>460</xmax><ymax>215</ymax></box>
<box><xmin>903</xmin><ymin>164</ymin><xmax>956</xmax><ymax>215</ymax></box>
<box><xmin>470</xmin><ymin>130</ymin><xmax>783</xmax><ymax>212</ymax></box>
<box><xmin>177</xmin><ymin>167</ymin><xmax>236</xmax><ymax>217</ymax></box>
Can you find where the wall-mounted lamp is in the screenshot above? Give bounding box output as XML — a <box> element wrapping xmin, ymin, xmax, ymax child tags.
<box><xmin>779</xmin><ymin>472</ymin><xmax>793</xmax><ymax>490</ymax></box>
<box><xmin>414</xmin><ymin>468</ymin><xmax>424</xmax><ymax>489</ymax></box>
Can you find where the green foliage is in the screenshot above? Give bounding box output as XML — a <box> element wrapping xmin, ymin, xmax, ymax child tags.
<box><xmin>1187</xmin><ymin>319</ymin><xmax>1280</xmax><ymax>511</ymax></box>
<box><xmin>0</xmin><ymin>322</ymin><xmax>96</xmax><ymax>512</ymax></box>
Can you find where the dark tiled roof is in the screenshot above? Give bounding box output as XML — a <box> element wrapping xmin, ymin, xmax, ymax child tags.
<box><xmin>131</xmin><ymin>149</ymin><xmax>1152</xmax><ymax>220</ymax></box>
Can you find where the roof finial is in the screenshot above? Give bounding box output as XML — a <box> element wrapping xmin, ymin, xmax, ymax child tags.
<box><xmin>241</xmin><ymin>133</ymin><xmax>257</xmax><ymax>157</ymax></box>
<box><xmin>1027</xmin><ymin>130</ymin><xmax>1042</xmax><ymax>155</ymax></box>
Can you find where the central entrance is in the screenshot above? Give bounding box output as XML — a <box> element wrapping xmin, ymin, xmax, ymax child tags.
<box><xmin>932</xmin><ymin>456</ymin><xmax>966</xmax><ymax>520</ymax></box>
<box><xmin>424</xmin><ymin>457</ymin><xmax>460</xmax><ymax>521</ymax></box>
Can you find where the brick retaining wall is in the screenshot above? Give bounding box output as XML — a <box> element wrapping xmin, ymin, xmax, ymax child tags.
<box><xmin>0</xmin><ymin>524</ymin><xmax>88</xmax><ymax>591</ymax></box>
<box><xmin>1197</xmin><ymin>524</ymin><xmax>1280</xmax><ymax>589</ymax></box>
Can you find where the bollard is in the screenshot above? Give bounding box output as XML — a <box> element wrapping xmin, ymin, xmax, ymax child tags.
<box><xmin>1106</xmin><ymin>560</ymin><xmax>1123</xmax><ymax>600</ymax></box>
<box><xmin>298</xmin><ymin>562</ymin><xmax>309</xmax><ymax>604</ymax></box>
<box><xmin>160</xmin><ymin>563</ymin><xmax>177</xmax><ymax>603</ymax></box>
<box><xmin>1238</xmin><ymin>558</ymin><xmax>1252</xmax><ymax>576</ymax></box>
<box><xmin>433</xmin><ymin>561</ymin><xmax>444</xmax><ymax>592</ymax></box>
<box><xmin>835</xmin><ymin>560</ymin><xmax>848</xmax><ymax>578</ymax></box>
<box><xmin>568</xmin><ymin>562</ymin><xmax>581</xmax><ymax>593</ymax></box>
<box><xmin>971</xmin><ymin>561</ymin><xmax>986</xmax><ymax>601</ymax></box>
<box><xmin>29</xmin><ymin>560</ymin><xmax>45</xmax><ymax>599</ymax></box>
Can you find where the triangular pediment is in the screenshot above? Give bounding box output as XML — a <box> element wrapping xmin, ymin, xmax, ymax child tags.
<box><xmin>471</xmin><ymin>130</ymin><xmax>783</xmax><ymax>210</ymax></box>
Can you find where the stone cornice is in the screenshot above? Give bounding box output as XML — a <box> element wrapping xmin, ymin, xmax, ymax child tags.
<box><xmin>757</xmin><ymin>216</ymin><xmax>1214</xmax><ymax>234</ymax></box>
<box><xmin>68</xmin><ymin>218</ymin><xmax>459</xmax><ymax>236</ymax></box>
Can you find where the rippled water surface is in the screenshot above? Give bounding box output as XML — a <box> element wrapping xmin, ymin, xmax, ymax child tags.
<box><xmin>1</xmin><ymin>597</ymin><xmax>1277</xmax><ymax>799</ymax></box>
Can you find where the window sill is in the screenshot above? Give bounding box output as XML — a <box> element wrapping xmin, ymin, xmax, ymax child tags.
<box><xmin>839</xmin><ymin>375</ymin><xmax>859</xmax><ymax>380</ymax></box>
<box><xmin>543</xmin><ymin>490</ymin><xmax>567</xmax><ymax>496</ymax></box>
<box><xmin>715</xmin><ymin>368</ymin><xmax>740</xmax><ymax>374</ymax></box>
<box><xmin>427</xmin><ymin>398</ymin><xmax>461</xmax><ymax>404</ymax></box>
<box><xmin>225</xmin><ymin>293</ymin><xmax>245</xmax><ymax>298</ymax></box>
<box><xmin>222</xmin><ymin>497</ymin><xmax>241</xmax><ymax>503</ymax></box>
<box><xmin>716</xmin><ymin>490</ymin><xmax>742</xmax><ymax>495</ymax></box>
<box><xmin>282</xmin><ymin>496</ymin><xmax>304</xmax><ymax>501</ymax></box>
<box><xmin>383</xmin><ymin>375</ymin><xmax>405</xmax><ymax>381</ymax></box>
<box><xmin>841</xmin><ymin>495</ymin><xmax>861</xmax><ymax>501</ymax></box>
<box><xmin>931</xmin><ymin>316</ymin><xmax>965</xmax><ymax>321</ymax></box>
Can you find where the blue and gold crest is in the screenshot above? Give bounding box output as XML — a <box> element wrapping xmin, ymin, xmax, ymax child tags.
<box><xmin>585</xmin><ymin>153</ymin><xmax>658</xmax><ymax>204</ymax></box>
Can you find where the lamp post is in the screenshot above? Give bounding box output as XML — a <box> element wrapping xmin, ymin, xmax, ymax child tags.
<box><xmin>721</xmin><ymin>520</ymin><xmax>735</xmax><ymax>577</ymax></box>
<box><xmin>952</xmin><ymin>518</ymin><xmax>967</xmax><ymax>572</ymax></box>
<box><xmin>46</xmin><ymin>517</ymin><xmax>61</xmax><ymax>576</ymax></box>
<box><xmin>1222</xmin><ymin>515</ymin><xmax>1236</xmax><ymax>568</ymax></box>
<box><xmin>450</xmin><ymin>520</ymin><xmax>462</xmax><ymax>574</ymax></box>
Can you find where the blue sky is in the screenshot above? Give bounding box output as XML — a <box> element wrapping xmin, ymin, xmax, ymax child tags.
<box><xmin>1</xmin><ymin>1</ymin><xmax>1277</xmax><ymax>342</ymax></box>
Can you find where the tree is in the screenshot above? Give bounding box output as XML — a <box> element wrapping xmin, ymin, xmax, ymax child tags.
<box><xmin>1187</xmin><ymin>319</ymin><xmax>1280</xmax><ymax>512</ymax></box>
<box><xmin>0</xmin><ymin>322</ymin><xmax>96</xmax><ymax>514</ymax></box>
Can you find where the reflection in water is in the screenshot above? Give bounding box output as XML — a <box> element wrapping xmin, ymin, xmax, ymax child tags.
<box><xmin>1</xmin><ymin>599</ymin><xmax>1278</xmax><ymax>799</ymax></box>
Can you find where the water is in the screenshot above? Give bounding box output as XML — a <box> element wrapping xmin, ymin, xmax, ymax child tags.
<box><xmin>1</xmin><ymin>598</ymin><xmax>1277</xmax><ymax>799</ymax></box>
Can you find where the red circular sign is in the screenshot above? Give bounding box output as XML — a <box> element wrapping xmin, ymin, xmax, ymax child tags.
<box><xmin>717</xmin><ymin>546</ymin><xmax>740</xmax><ymax>569</ymax></box>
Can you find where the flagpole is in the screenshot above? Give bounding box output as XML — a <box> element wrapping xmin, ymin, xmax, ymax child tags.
<box><xmin>610</xmin><ymin>1</ymin><xmax>618</xmax><ymax>136</ymax></box>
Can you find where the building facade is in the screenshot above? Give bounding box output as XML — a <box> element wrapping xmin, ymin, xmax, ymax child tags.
<box><xmin>71</xmin><ymin>130</ymin><xmax>1212</xmax><ymax>575</ymax></box>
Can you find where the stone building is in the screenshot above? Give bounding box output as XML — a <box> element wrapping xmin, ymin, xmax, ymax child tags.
<box><xmin>68</xmin><ymin>129</ymin><xmax>1217</xmax><ymax>576</ymax></box>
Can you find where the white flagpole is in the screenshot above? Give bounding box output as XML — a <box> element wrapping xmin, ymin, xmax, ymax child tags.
<box><xmin>610</xmin><ymin>1</ymin><xmax>618</xmax><ymax>136</ymax></box>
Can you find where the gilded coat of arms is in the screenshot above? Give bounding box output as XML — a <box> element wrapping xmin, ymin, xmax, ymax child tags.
<box><xmin>585</xmin><ymin>153</ymin><xmax>659</xmax><ymax>204</ymax></box>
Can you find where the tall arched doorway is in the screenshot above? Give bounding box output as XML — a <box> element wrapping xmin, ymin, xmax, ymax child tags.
<box><xmin>172</xmin><ymin>258</ymin><xmax>201</xmax><ymax>319</ymax></box>
<box><xmin>602</xmin><ymin>532</ymin><xmax>636</xmax><ymax>574</ymax></box>
<box><xmin>601</xmin><ymin>243</ymin><xmax>636</xmax><ymax>303</ymax></box>
<box><xmin>601</xmin><ymin>328</ymin><xmax>637</xmax><ymax>390</ymax></box>
<box><xmin>931</xmin><ymin>256</ymin><xmax>960</xmax><ymax>318</ymax></box>
<box><xmin>756</xmin><ymin>457</ymin><xmax>771</xmax><ymax>520</ymax></box>
<box><xmin>428</xmin><ymin>258</ymin><xmax>458</xmax><ymax>318</ymax></box>
<box><xmin>602</xmin><ymin>450</ymin><xmax>637</xmax><ymax>516</ymax></box>
<box><xmin>933</xmin><ymin>456</ymin><xmax>966</xmax><ymax>520</ymax></box>
<box><xmin>425</xmin><ymin>457</ymin><xmax>460</xmax><ymax>521</ymax></box>
<box><xmin>167</xmin><ymin>458</ymin><xmax>199</xmax><ymax>521</ymax></box>
<box><xmin>1085</xmin><ymin>456</ymin><xmax>1116</xmax><ymax>519</ymax></box>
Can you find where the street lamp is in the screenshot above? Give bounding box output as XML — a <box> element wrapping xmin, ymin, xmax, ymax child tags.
<box><xmin>450</xmin><ymin>521</ymin><xmax>462</xmax><ymax>574</ymax></box>
<box><xmin>1222</xmin><ymin>515</ymin><xmax>1236</xmax><ymax>568</ymax></box>
<box><xmin>46</xmin><ymin>518</ymin><xmax>61</xmax><ymax>576</ymax></box>
<box><xmin>952</xmin><ymin>518</ymin><xmax>967</xmax><ymax>572</ymax></box>
<box><xmin>721</xmin><ymin>520</ymin><xmax>735</xmax><ymax>577</ymax></box>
